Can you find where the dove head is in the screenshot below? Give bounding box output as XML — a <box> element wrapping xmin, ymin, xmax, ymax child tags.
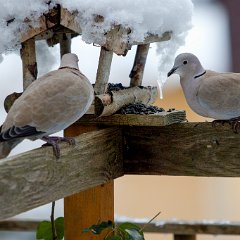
<box><xmin>168</xmin><ymin>53</ymin><xmax>205</xmax><ymax>80</ymax></box>
<box><xmin>59</xmin><ymin>53</ymin><xmax>79</xmax><ymax>70</ymax></box>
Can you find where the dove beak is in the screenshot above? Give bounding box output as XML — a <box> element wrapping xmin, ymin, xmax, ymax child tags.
<box><xmin>167</xmin><ymin>66</ymin><xmax>178</xmax><ymax>77</ymax></box>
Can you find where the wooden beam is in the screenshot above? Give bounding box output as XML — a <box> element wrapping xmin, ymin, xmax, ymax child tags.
<box><xmin>64</xmin><ymin>124</ymin><xmax>114</xmax><ymax>240</ymax></box>
<box><xmin>21</xmin><ymin>7</ymin><xmax>81</xmax><ymax>43</ymax></box>
<box><xmin>64</xmin><ymin>182</ymin><xmax>114</xmax><ymax>240</ymax></box>
<box><xmin>0</xmin><ymin>128</ymin><xmax>123</xmax><ymax>220</ymax></box>
<box><xmin>20</xmin><ymin>38</ymin><xmax>38</xmax><ymax>90</ymax></box>
<box><xmin>3</xmin><ymin>218</ymin><xmax>240</xmax><ymax>236</ymax></box>
<box><xmin>78</xmin><ymin>111</ymin><xmax>186</xmax><ymax>126</ymax></box>
<box><xmin>124</xmin><ymin>122</ymin><xmax>240</xmax><ymax>177</ymax></box>
<box><xmin>130</xmin><ymin>44</ymin><xmax>150</xmax><ymax>87</ymax></box>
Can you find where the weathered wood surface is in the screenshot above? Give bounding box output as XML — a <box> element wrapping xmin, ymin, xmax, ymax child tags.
<box><xmin>3</xmin><ymin>219</ymin><xmax>240</xmax><ymax>235</ymax></box>
<box><xmin>20</xmin><ymin>5</ymin><xmax>171</xmax><ymax>55</ymax></box>
<box><xmin>0</xmin><ymin>128</ymin><xmax>123</xmax><ymax>220</ymax></box>
<box><xmin>65</xmin><ymin>182</ymin><xmax>114</xmax><ymax>240</ymax></box>
<box><xmin>124</xmin><ymin>122</ymin><xmax>240</xmax><ymax>177</ymax></box>
<box><xmin>64</xmin><ymin>124</ymin><xmax>114</xmax><ymax>240</ymax></box>
<box><xmin>78</xmin><ymin>111</ymin><xmax>186</xmax><ymax>126</ymax></box>
<box><xmin>20</xmin><ymin>38</ymin><xmax>37</xmax><ymax>90</ymax></box>
<box><xmin>130</xmin><ymin>44</ymin><xmax>150</xmax><ymax>87</ymax></box>
<box><xmin>21</xmin><ymin>7</ymin><xmax>81</xmax><ymax>42</ymax></box>
<box><xmin>95</xmin><ymin>86</ymin><xmax>158</xmax><ymax>117</ymax></box>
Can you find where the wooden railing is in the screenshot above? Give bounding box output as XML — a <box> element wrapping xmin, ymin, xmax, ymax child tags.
<box><xmin>1</xmin><ymin>119</ymin><xmax>240</xmax><ymax>221</ymax></box>
<box><xmin>1</xmin><ymin>218</ymin><xmax>240</xmax><ymax>240</ymax></box>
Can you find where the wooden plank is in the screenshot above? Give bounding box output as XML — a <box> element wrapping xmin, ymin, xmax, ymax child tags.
<box><xmin>78</xmin><ymin>111</ymin><xmax>186</xmax><ymax>126</ymax></box>
<box><xmin>0</xmin><ymin>128</ymin><xmax>123</xmax><ymax>220</ymax></box>
<box><xmin>124</xmin><ymin>122</ymin><xmax>240</xmax><ymax>177</ymax></box>
<box><xmin>0</xmin><ymin>220</ymin><xmax>39</xmax><ymax>231</ymax></box>
<box><xmin>65</xmin><ymin>182</ymin><xmax>114</xmax><ymax>240</ymax></box>
<box><xmin>60</xmin><ymin>8</ymin><xmax>82</xmax><ymax>34</ymax></box>
<box><xmin>3</xmin><ymin>219</ymin><xmax>240</xmax><ymax>235</ymax></box>
<box><xmin>21</xmin><ymin>7</ymin><xmax>81</xmax><ymax>43</ymax></box>
<box><xmin>94</xmin><ymin>47</ymin><xmax>113</xmax><ymax>95</ymax></box>
<box><xmin>132</xmin><ymin>31</ymin><xmax>171</xmax><ymax>45</ymax></box>
<box><xmin>64</xmin><ymin>124</ymin><xmax>114</xmax><ymax>240</ymax></box>
<box><xmin>20</xmin><ymin>38</ymin><xmax>37</xmax><ymax>90</ymax></box>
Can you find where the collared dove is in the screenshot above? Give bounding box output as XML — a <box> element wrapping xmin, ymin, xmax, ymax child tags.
<box><xmin>167</xmin><ymin>53</ymin><xmax>240</xmax><ymax>131</ymax></box>
<box><xmin>0</xmin><ymin>53</ymin><xmax>94</xmax><ymax>159</ymax></box>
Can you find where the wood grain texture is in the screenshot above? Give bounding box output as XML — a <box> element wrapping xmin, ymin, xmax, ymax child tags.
<box><xmin>64</xmin><ymin>125</ymin><xmax>114</xmax><ymax>240</ymax></box>
<box><xmin>0</xmin><ymin>128</ymin><xmax>123</xmax><ymax>220</ymax></box>
<box><xmin>64</xmin><ymin>182</ymin><xmax>114</xmax><ymax>240</ymax></box>
<box><xmin>78</xmin><ymin>111</ymin><xmax>186</xmax><ymax>126</ymax></box>
<box><xmin>124</xmin><ymin>122</ymin><xmax>240</xmax><ymax>177</ymax></box>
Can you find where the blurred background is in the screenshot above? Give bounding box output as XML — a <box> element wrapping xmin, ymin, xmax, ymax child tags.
<box><xmin>1</xmin><ymin>0</ymin><xmax>240</xmax><ymax>239</ymax></box>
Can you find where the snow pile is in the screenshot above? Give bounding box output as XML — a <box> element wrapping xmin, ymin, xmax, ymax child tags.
<box><xmin>0</xmin><ymin>0</ymin><xmax>193</xmax><ymax>86</ymax></box>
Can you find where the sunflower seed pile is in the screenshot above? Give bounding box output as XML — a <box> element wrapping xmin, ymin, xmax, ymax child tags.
<box><xmin>107</xmin><ymin>83</ymin><xmax>127</xmax><ymax>93</ymax></box>
<box><xmin>107</xmin><ymin>83</ymin><xmax>165</xmax><ymax>114</ymax></box>
<box><xmin>118</xmin><ymin>103</ymin><xmax>164</xmax><ymax>114</ymax></box>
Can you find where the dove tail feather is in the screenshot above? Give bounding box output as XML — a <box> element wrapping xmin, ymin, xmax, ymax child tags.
<box><xmin>0</xmin><ymin>139</ymin><xmax>22</xmax><ymax>160</ymax></box>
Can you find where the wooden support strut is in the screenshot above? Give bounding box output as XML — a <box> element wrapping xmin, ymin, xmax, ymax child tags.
<box><xmin>64</xmin><ymin>124</ymin><xmax>114</xmax><ymax>240</ymax></box>
<box><xmin>130</xmin><ymin>44</ymin><xmax>150</xmax><ymax>87</ymax></box>
<box><xmin>94</xmin><ymin>47</ymin><xmax>113</xmax><ymax>95</ymax></box>
<box><xmin>20</xmin><ymin>38</ymin><xmax>38</xmax><ymax>90</ymax></box>
<box><xmin>62</xmin><ymin>38</ymin><xmax>114</xmax><ymax>240</ymax></box>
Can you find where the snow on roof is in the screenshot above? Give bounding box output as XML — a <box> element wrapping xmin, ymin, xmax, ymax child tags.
<box><xmin>0</xmin><ymin>0</ymin><xmax>193</xmax><ymax>85</ymax></box>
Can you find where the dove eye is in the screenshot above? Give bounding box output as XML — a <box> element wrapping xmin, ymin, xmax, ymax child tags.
<box><xmin>183</xmin><ymin>60</ymin><xmax>188</xmax><ymax>65</ymax></box>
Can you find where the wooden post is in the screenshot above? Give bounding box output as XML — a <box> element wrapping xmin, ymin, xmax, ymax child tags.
<box><xmin>174</xmin><ymin>234</ymin><xmax>196</xmax><ymax>240</ymax></box>
<box><xmin>94</xmin><ymin>47</ymin><xmax>113</xmax><ymax>95</ymax></box>
<box><xmin>59</xmin><ymin>33</ymin><xmax>71</xmax><ymax>57</ymax></box>
<box><xmin>129</xmin><ymin>44</ymin><xmax>150</xmax><ymax>87</ymax></box>
<box><xmin>64</xmin><ymin>124</ymin><xmax>114</xmax><ymax>240</ymax></box>
<box><xmin>20</xmin><ymin>38</ymin><xmax>37</xmax><ymax>90</ymax></box>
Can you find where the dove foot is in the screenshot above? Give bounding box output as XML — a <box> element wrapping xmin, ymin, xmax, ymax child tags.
<box><xmin>41</xmin><ymin>136</ymin><xmax>75</xmax><ymax>158</ymax></box>
<box><xmin>212</xmin><ymin>119</ymin><xmax>230</xmax><ymax>127</ymax></box>
<box><xmin>228</xmin><ymin>117</ymin><xmax>240</xmax><ymax>133</ymax></box>
<box><xmin>212</xmin><ymin>118</ymin><xmax>240</xmax><ymax>133</ymax></box>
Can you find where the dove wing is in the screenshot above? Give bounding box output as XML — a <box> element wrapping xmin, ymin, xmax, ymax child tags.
<box><xmin>197</xmin><ymin>71</ymin><xmax>240</xmax><ymax>118</ymax></box>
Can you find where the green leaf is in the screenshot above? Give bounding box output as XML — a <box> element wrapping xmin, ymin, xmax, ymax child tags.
<box><xmin>105</xmin><ymin>236</ymin><xmax>122</xmax><ymax>240</ymax></box>
<box><xmin>36</xmin><ymin>221</ymin><xmax>52</xmax><ymax>240</ymax></box>
<box><xmin>83</xmin><ymin>220</ymin><xmax>114</xmax><ymax>234</ymax></box>
<box><xmin>117</xmin><ymin>222</ymin><xmax>144</xmax><ymax>240</ymax></box>
<box><xmin>36</xmin><ymin>218</ymin><xmax>64</xmax><ymax>240</ymax></box>
<box><xmin>55</xmin><ymin>217</ymin><xmax>64</xmax><ymax>240</ymax></box>
<box><xmin>125</xmin><ymin>229</ymin><xmax>144</xmax><ymax>240</ymax></box>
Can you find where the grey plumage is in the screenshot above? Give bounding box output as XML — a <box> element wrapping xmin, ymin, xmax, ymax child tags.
<box><xmin>0</xmin><ymin>53</ymin><xmax>94</xmax><ymax>159</ymax></box>
<box><xmin>168</xmin><ymin>53</ymin><xmax>240</xmax><ymax>121</ymax></box>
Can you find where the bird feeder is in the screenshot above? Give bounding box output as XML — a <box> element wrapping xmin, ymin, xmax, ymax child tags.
<box><xmin>10</xmin><ymin>4</ymin><xmax>185</xmax><ymax>240</ymax></box>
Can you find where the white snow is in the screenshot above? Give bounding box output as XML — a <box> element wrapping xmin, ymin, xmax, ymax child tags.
<box><xmin>0</xmin><ymin>0</ymin><xmax>193</xmax><ymax>87</ymax></box>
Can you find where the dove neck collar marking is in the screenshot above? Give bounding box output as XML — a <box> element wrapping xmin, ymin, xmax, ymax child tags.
<box><xmin>194</xmin><ymin>71</ymin><xmax>206</xmax><ymax>79</ymax></box>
